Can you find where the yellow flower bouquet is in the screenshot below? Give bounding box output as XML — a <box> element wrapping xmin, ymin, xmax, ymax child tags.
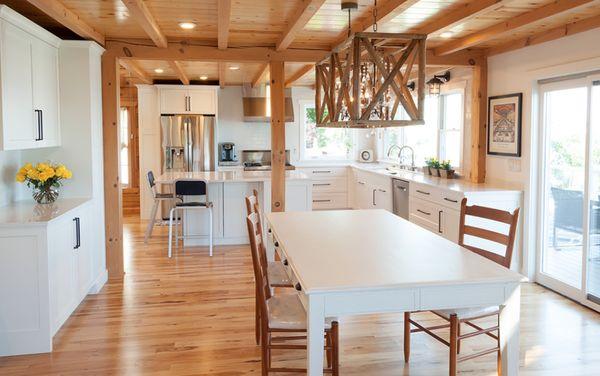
<box><xmin>16</xmin><ymin>162</ymin><xmax>73</xmax><ymax>204</ymax></box>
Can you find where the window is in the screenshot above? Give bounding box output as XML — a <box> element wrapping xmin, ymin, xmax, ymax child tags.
<box><xmin>381</xmin><ymin>92</ymin><xmax>464</xmax><ymax>169</ymax></box>
<box><xmin>119</xmin><ymin>108</ymin><xmax>130</xmax><ymax>187</ymax></box>
<box><xmin>300</xmin><ymin>101</ymin><xmax>354</xmax><ymax>160</ymax></box>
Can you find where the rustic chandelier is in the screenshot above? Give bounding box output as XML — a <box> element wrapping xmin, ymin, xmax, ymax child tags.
<box><xmin>315</xmin><ymin>0</ymin><xmax>427</xmax><ymax>128</ymax></box>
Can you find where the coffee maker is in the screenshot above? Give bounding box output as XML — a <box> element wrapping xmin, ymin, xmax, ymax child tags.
<box><xmin>218</xmin><ymin>142</ymin><xmax>238</xmax><ymax>165</ymax></box>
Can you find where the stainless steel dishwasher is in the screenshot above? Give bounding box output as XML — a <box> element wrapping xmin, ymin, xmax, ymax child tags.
<box><xmin>392</xmin><ymin>179</ymin><xmax>410</xmax><ymax>219</ymax></box>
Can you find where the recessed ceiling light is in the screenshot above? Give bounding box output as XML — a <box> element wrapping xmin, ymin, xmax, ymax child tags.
<box><xmin>229</xmin><ymin>66</ymin><xmax>240</xmax><ymax>71</ymax></box>
<box><xmin>200</xmin><ymin>75</ymin><xmax>208</xmax><ymax>80</ymax></box>
<box><xmin>440</xmin><ymin>31</ymin><xmax>453</xmax><ymax>39</ymax></box>
<box><xmin>154</xmin><ymin>68</ymin><xmax>164</xmax><ymax>74</ymax></box>
<box><xmin>179</xmin><ymin>22</ymin><xmax>196</xmax><ymax>30</ymax></box>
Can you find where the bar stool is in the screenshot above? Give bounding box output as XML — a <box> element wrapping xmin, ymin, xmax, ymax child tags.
<box><xmin>144</xmin><ymin>171</ymin><xmax>176</xmax><ymax>243</ymax></box>
<box><xmin>168</xmin><ymin>179</ymin><xmax>213</xmax><ymax>258</ymax></box>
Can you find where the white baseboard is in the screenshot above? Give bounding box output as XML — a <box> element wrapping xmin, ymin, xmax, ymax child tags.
<box><xmin>89</xmin><ymin>269</ymin><xmax>108</xmax><ymax>294</ymax></box>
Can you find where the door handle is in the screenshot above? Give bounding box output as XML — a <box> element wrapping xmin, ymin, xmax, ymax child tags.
<box><xmin>357</xmin><ymin>181</ymin><xmax>365</xmax><ymax>185</ymax></box>
<box><xmin>187</xmin><ymin>96</ymin><xmax>191</xmax><ymax>112</ymax></box>
<box><xmin>34</xmin><ymin>110</ymin><xmax>42</xmax><ymax>141</ymax></box>
<box><xmin>438</xmin><ymin>210</ymin><xmax>443</xmax><ymax>233</ymax></box>
<box><xmin>372</xmin><ymin>189</ymin><xmax>376</xmax><ymax>206</ymax></box>
<box><xmin>396</xmin><ymin>186</ymin><xmax>407</xmax><ymax>192</ymax></box>
<box><xmin>416</xmin><ymin>189</ymin><xmax>430</xmax><ymax>195</ymax></box>
<box><xmin>417</xmin><ymin>209</ymin><xmax>431</xmax><ymax>216</ymax></box>
<box><xmin>313</xmin><ymin>183</ymin><xmax>331</xmax><ymax>186</ymax></box>
<box><xmin>444</xmin><ymin>197</ymin><xmax>458</xmax><ymax>203</ymax></box>
<box><xmin>73</xmin><ymin>217</ymin><xmax>81</xmax><ymax>249</ymax></box>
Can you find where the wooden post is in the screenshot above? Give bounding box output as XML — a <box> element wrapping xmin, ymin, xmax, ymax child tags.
<box><xmin>470</xmin><ymin>58</ymin><xmax>487</xmax><ymax>183</ymax></box>
<box><xmin>417</xmin><ymin>39</ymin><xmax>426</xmax><ymax>120</ymax></box>
<box><xmin>270</xmin><ymin>61</ymin><xmax>286</xmax><ymax>212</ymax></box>
<box><xmin>101</xmin><ymin>52</ymin><xmax>124</xmax><ymax>280</ymax></box>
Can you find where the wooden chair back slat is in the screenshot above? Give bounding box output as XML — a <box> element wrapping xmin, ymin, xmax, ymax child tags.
<box><xmin>458</xmin><ymin>198</ymin><xmax>520</xmax><ymax>269</ymax></box>
<box><xmin>463</xmin><ymin>225</ymin><xmax>510</xmax><ymax>245</ymax></box>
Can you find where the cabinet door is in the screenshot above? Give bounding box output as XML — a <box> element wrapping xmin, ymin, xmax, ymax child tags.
<box><xmin>75</xmin><ymin>207</ymin><xmax>94</xmax><ymax>299</ymax></box>
<box><xmin>31</xmin><ymin>38</ymin><xmax>60</xmax><ymax>147</ymax></box>
<box><xmin>188</xmin><ymin>89</ymin><xmax>216</xmax><ymax>114</ymax></box>
<box><xmin>223</xmin><ymin>182</ymin><xmax>259</xmax><ymax>238</ymax></box>
<box><xmin>373</xmin><ymin>186</ymin><xmax>392</xmax><ymax>211</ymax></box>
<box><xmin>160</xmin><ymin>89</ymin><xmax>188</xmax><ymax>114</ymax></box>
<box><xmin>0</xmin><ymin>22</ymin><xmax>35</xmax><ymax>150</ymax></box>
<box><xmin>355</xmin><ymin>179</ymin><xmax>370</xmax><ymax>209</ymax></box>
<box><xmin>440</xmin><ymin>207</ymin><xmax>461</xmax><ymax>243</ymax></box>
<box><xmin>48</xmin><ymin>215</ymin><xmax>77</xmax><ymax>334</ymax></box>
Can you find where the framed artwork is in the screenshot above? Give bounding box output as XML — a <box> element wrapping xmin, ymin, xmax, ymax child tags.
<box><xmin>487</xmin><ymin>93</ymin><xmax>522</xmax><ymax>157</ymax></box>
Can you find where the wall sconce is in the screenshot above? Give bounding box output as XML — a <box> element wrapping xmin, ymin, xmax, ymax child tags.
<box><xmin>406</xmin><ymin>81</ymin><xmax>416</xmax><ymax>92</ymax></box>
<box><xmin>426</xmin><ymin>71</ymin><xmax>451</xmax><ymax>95</ymax></box>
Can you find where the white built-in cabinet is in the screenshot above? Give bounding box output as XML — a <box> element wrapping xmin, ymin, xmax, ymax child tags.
<box><xmin>159</xmin><ymin>86</ymin><xmax>217</xmax><ymax>114</ymax></box>
<box><xmin>0</xmin><ymin>200</ymin><xmax>94</xmax><ymax>356</ymax></box>
<box><xmin>352</xmin><ymin>169</ymin><xmax>393</xmax><ymax>211</ymax></box>
<box><xmin>299</xmin><ymin>167</ymin><xmax>349</xmax><ymax>210</ymax></box>
<box><xmin>409</xmin><ymin>182</ymin><xmax>463</xmax><ymax>243</ymax></box>
<box><xmin>0</xmin><ymin>6</ymin><xmax>60</xmax><ymax>150</ymax></box>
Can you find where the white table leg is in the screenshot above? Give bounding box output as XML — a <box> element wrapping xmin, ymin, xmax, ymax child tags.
<box><xmin>307</xmin><ymin>294</ymin><xmax>325</xmax><ymax>376</ymax></box>
<box><xmin>500</xmin><ymin>283</ymin><xmax>521</xmax><ymax>376</ymax></box>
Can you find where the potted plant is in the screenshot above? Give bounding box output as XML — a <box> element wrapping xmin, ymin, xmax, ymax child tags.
<box><xmin>430</xmin><ymin>158</ymin><xmax>441</xmax><ymax>176</ymax></box>
<box><xmin>439</xmin><ymin>160</ymin><xmax>455</xmax><ymax>179</ymax></box>
<box><xmin>16</xmin><ymin>162</ymin><xmax>73</xmax><ymax>204</ymax></box>
<box><xmin>424</xmin><ymin>157</ymin><xmax>437</xmax><ymax>175</ymax></box>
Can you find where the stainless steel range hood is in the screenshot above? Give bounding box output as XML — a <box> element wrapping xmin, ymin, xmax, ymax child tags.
<box><xmin>242</xmin><ymin>84</ymin><xmax>294</xmax><ymax>123</ymax></box>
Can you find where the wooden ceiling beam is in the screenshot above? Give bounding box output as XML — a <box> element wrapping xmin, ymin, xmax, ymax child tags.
<box><xmin>332</xmin><ymin>0</ymin><xmax>420</xmax><ymax>47</ymax></box>
<box><xmin>252</xmin><ymin>63</ymin><xmax>270</xmax><ymax>88</ymax></box>
<box><xmin>168</xmin><ymin>61</ymin><xmax>189</xmax><ymax>85</ymax></box>
<box><xmin>25</xmin><ymin>0</ymin><xmax>105</xmax><ymax>45</ymax></box>
<box><xmin>106</xmin><ymin>41</ymin><xmax>328</xmax><ymax>62</ymax></box>
<box><xmin>285</xmin><ymin>64</ymin><xmax>314</xmax><ymax>87</ymax></box>
<box><xmin>413</xmin><ymin>0</ymin><xmax>511</xmax><ymax>35</ymax></box>
<box><xmin>119</xmin><ymin>60</ymin><xmax>152</xmax><ymax>85</ymax></box>
<box><xmin>122</xmin><ymin>0</ymin><xmax>168</xmax><ymax>48</ymax></box>
<box><xmin>276</xmin><ymin>0</ymin><xmax>326</xmax><ymax>51</ymax></box>
<box><xmin>219</xmin><ymin>62</ymin><xmax>226</xmax><ymax>88</ymax></box>
<box><xmin>218</xmin><ymin>0</ymin><xmax>232</xmax><ymax>50</ymax></box>
<box><xmin>434</xmin><ymin>0</ymin><xmax>595</xmax><ymax>56</ymax></box>
<box><xmin>487</xmin><ymin>13</ymin><xmax>600</xmax><ymax>57</ymax></box>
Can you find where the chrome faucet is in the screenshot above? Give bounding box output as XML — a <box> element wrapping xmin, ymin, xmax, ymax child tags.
<box><xmin>386</xmin><ymin>144</ymin><xmax>401</xmax><ymax>159</ymax></box>
<box><xmin>398</xmin><ymin>145</ymin><xmax>415</xmax><ymax>171</ymax></box>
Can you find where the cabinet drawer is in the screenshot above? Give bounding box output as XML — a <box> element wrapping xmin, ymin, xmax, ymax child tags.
<box><xmin>410</xmin><ymin>182</ymin><xmax>440</xmax><ymax>201</ymax></box>
<box><xmin>302</xmin><ymin>167</ymin><xmax>348</xmax><ymax>178</ymax></box>
<box><xmin>311</xmin><ymin>177</ymin><xmax>347</xmax><ymax>193</ymax></box>
<box><xmin>312</xmin><ymin>193</ymin><xmax>348</xmax><ymax>210</ymax></box>
<box><xmin>409</xmin><ymin>197</ymin><xmax>440</xmax><ymax>228</ymax></box>
<box><xmin>438</xmin><ymin>190</ymin><xmax>464</xmax><ymax>211</ymax></box>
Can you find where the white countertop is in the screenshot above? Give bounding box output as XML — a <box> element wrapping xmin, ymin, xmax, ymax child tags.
<box><xmin>267</xmin><ymin>209</ymin><xmax>525</xmax><ymax>294</ymax></box>
<box><xmin>155</xmin><ymin>170</ymin><xmax>310</xmax><ymax>184</ymax></box>
<box><xmin>0</xmin><ymin>198</ymin><xmax>91</xmax><ymax>226</ymax></box>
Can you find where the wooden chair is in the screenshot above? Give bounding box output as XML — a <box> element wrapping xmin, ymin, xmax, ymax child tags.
<box><xmin>404</xmin><ymin>198</ymin><xmax>520</xmax><ymax>376</ymax></box>
<box><xmin>245</xmin><ymin>190</ymin><xmax>292</xmax><ymax>344</ymax></box>
<box><xmin>247</xmin><ymin>213</ymin><xmax>339</xmax><ymax>375</ymax></box>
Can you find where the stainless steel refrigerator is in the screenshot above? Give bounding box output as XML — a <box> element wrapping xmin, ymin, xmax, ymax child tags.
<box><xmin>160</xmin><ymin>115</ymin><xmax>215</xmax><ymax>218</ymax></box>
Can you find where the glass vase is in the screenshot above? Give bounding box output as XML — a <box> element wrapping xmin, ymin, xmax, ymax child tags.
<box><xmin>32</xmin><ymin>186</ymin><xmax>59</xmax><ymax>204</ymax></box>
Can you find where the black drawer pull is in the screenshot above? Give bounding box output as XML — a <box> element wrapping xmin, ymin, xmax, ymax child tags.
<box><xmin>295</xmin><ymin>283</ymin><xmax>302</xmax><ymax>291</ymax></box>
<box><xmin>444</xmin><ymin>197</ymin><xmax>458</xmax><ymax>203</ymax></box>
<box><xmin>274</xmin><ymin>241</ymin><xmax>279</xmax><ymax>247</ymax></box>
<box><xmin>417</xmin><ymin>209</ymin><xmax>431</xmax><ymax>216</ymax></box>
<box><xmin>313</xmin><ymin>199</ymin><xmax>332</xmax><ymax>203</ymax></box>
<box><xmin>73</xmin><ymin>217</ymin><xmax>81</xmax><ymax>249</ymax></box>
<box><xmin>313</xmin><ymin>183</ymin><xmax>331</xmax><ymax>186</ymax></box>
<box><xmin>416</xmin><ymin>190</ymin><xmax>430</xmax><ymax>195</ymax></box>
<box><xmin>313</xmin><ymin>170</ymin><xmax>331</xmax><ymax>174</ymax></box>
<box><xmin>283</xmin><ymin>259</ymin><xmax>288</xmax><ymax>266</ymax></box>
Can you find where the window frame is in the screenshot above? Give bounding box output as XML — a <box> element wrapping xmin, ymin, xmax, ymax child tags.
<box><xmin>298</xmin><ymin>99</ymin><xmax>357</xmax><ymax>161</ymax></box>
<box><xmin>378</xmin><ymin>88</ymin><xmax>465</xmax><ymax>172</ymax></box>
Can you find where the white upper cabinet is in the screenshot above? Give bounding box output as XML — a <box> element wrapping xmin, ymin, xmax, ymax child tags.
<box><xmin>0</xmin><ymin>6</ymin><xmax>61</xmax><ymax>150</ymax></box>
<box><xmin>159</xmin><ymin>86</ymin><xmax>217</xmax><ymax>115</ymax></box>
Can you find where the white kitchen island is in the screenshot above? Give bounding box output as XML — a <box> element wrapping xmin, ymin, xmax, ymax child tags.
<box><xmin>155</xmin><ymin>170</ymin><xmax>312</xmax><ymax>246</ymax></box>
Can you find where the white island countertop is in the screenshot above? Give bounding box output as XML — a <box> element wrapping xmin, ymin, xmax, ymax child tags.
<box><xmin>155</xmin><ymin>170</ymin><xmax>310</xmax><ymax>184</ymax></box>
<box><xmin>0</xmin><ymin>198</ymin><xmax>91</xmax><ymax>226</ymax></box>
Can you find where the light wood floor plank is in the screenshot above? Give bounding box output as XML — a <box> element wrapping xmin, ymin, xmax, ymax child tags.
<box><xmin>1</xmin><ymin>216</ymin><xmax>600</xmax><ymax>375</ymax></box>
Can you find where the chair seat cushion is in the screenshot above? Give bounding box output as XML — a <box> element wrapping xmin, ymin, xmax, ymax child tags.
<box><xmin>267</xmin><ymin>262</ymin><xmax>291</xmax><ymax>286</ymax></box>
<box><xmin>267</xmin><ymin>293</ymin><xmax>333</xmax><ymax>331</ymax></box>
<box><xmin>434</xmin><ymin>306</ymin><xmax>499</xmax><ymax>320</ymax></box>
<box><xmin>175</xmin><ymin>201</ymin><xmax>212</xmax><ymax>207</ymax></box>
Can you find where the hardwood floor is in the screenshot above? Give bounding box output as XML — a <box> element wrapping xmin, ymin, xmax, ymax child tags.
<box><xmin>2</xmin><ymin>216</ymin><xmax>600</xmax><ymax>375</ymax></box>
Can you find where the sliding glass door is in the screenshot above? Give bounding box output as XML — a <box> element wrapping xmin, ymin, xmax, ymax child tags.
<box><xmin>538</xmin><ymin>76</ymin><xmax>600</xmax><ymax>310</ymax></box>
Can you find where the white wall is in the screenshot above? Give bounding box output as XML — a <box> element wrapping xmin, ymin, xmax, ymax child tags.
<box><xmin>0</xmin><ymin>150</ymin><xmax>21</xmax><ymax>206</ymax></box>
<box><xmin>487</xmin><ymin>28</ymin><xmax>600</xmax><ymax>278</ymax></box>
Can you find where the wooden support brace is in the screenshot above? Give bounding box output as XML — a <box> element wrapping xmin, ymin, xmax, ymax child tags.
<box><xmin>270</xmin><ymin>61</ymin><xmax>286</xmax><ymax>212</ymax></box>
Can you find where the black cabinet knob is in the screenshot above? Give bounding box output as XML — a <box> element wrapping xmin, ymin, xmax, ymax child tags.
<box><xmin>268</xmin><ymin>228</ymin><xmax>272</xmax><ymax>233</ymax></box>
<box><xmin>295</xmin><ymin>283</ymin><xmax>302</xmax><ymax>291</ymax></box>
<box><xmin>274</xmin><ymin>241</ymin><xmax>279</xmax><ymax>247</ymax></box>
<box><xmin>283</xmin><ymin>259</ymin><xmax>288</xmax><ymax>266</ymax></box>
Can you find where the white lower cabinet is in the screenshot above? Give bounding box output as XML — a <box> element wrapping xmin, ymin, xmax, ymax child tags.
<box><xmin>352</xmin><ymin>169</ymin><xmax>392</xmax><ymax>211</ymax></box>
<box><xmin>299</xmin><ymin>167</ymin><xmax>349</xmax><ymax>210</ymax></box>
<box><xmin>0</xmin><ymin>200</ymin><xmax>98</xmax><ymax>356</ymax></box>
<box><xmin>409</xmin><ymin>196</ymin><xmax>460</xmax><ymax>243</ymax></box>
<box><xmin>223</xmin><ymin>182</ymin><xmax>259</xmax><ymax>239</ymax></box>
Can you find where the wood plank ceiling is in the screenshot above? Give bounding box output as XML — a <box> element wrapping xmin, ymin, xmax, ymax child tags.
<box><xmin>11</xmin><ymin>0</ymin><xmax>600</xmax><ymax>87</ymax></box>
